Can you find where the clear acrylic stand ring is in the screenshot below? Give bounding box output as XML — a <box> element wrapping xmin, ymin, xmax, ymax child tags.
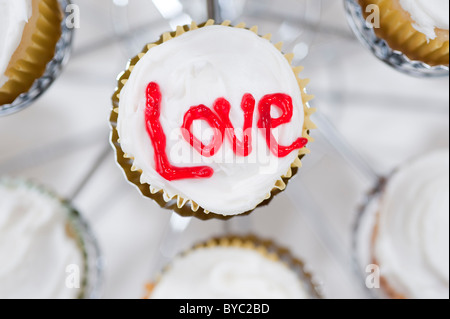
<box><xmin>0</xmin><ymin>0</ymin><xmax>75</xmax><ymax>117</ymax></box>
<box><xmin>344</xmin><ymin>0</ymin><xmax>449</xmax><ymax>78</ymax></box>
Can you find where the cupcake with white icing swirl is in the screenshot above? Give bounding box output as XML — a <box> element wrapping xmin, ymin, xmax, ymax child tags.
<box><xmin>358</xmin><ymin>0</ymin><xmax>449</xmax><ymax>66</ymax></box>
<box><xmin>372</xmin><ymin>150</ymin><xmax>449</xmax><ymax>299</ymax></box>
<box><xmin>0</xmin><ymin>179</ymin><xmax>99</xmax><ymax>299</ymax></box>
<box><xmin>0</xmin><ymin>0</ymin><xmax>63</xmax><ymax>105</ymax></box>
<box><xmin>145</xmin><ymin>236</ymin><xmax>320</xmax><ymax>299</ymax></box>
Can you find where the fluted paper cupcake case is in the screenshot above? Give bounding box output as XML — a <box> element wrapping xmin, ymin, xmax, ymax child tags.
<box><xmin>144</xmin><ymin>235</ymin><xmax>322</xmax><ymax>299</ymax></box>
<box><xmin>345</xmin><ymin>0</ymin><xmax>449</xmax><ymax>77</ymax></box>
<box><xmin>0</xmin><ymin>0</ymin><xmax>74</xmax><ymax>116</ymax></box>
<box><xmin>110</xmin><ymin>20</ymin><xmax>316</xmax><ymax>221</ymax></box>
<box><xmin>0</xmin><ymin>178</ymin><xmax>103</xmax><ymax>299</ymax></box>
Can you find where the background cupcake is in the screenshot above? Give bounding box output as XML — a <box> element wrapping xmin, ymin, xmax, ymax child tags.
<box><xmin>111</xmin><ymin>20</ymin><xmax>315</xmax><ymax>219</ymax></box>
<box><xmin>0</xmin><ymin>0</ymin><xmax>63</xmax><ymax>105</ymax></box>
<box><xmin>358</xmin><ymin>0</ymin><xmax>449</xmax><ymax>66</ymax></box>
<box><xmin>0</xmin><ymin>178</ymin><xmax>101</xmax><ymax>299</ymax></box>
<box><xmin>145</xmin><ymin>236</ymin><xmax>320</xmax><ymax>299</ymax></box>
<box><xmin>370</xmin><ymin>150</ymin><xmax>449</xmax><ymax>299</ymax></box>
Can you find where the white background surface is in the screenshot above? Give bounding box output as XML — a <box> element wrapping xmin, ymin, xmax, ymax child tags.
<box><xmin>0</xmin><ymin>0</ymin><xmax>448</xmax><ymax>299</ymax></box>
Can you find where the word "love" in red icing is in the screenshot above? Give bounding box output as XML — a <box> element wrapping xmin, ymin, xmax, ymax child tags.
<box><xmin>145</xmin><ymin>82</ymin><xmax>308</xmax><ymax>181</ymax></box>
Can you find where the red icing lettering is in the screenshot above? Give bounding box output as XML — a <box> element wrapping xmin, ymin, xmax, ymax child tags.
<box><xmin>182</xmin><ymin>94</ymin><xmax>256</xmax><ymax>158</ymax></box>
<box><xmin>181</xmin><ymin>104</ymin><xmax>225</xmax><ymax>157</ymax></box>
<box><xmin>144</xmin><ymin>82</ymin><xmax>308</xmax><ymax>181</ymax></box>
<box><xmin>214</xmin><ymin>94</ymin><xmax>256</xmax><ymax>157</ymax></box>
<box><xmin>257</xmin><ymin>93</ymin><xmax>308</xmax><ymax>157</ymax></box>
<box><xmin>145</xmin><ymin>82</ymin><xmax>214</xmax><ymax>181</ymax></box>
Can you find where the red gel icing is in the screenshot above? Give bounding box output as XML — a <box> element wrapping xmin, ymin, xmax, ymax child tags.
<box><xmin>144</xmin><ymin>82</ymin><xmax>308</xmax><ymax>181</ymax></box>
<box><xmin>257</xmin><ymin>93</ymin><xmax>308</xmax><ymax>158</ymax></box>
<box><xmin>145</xmin><ymin>82</ymin><xmax>213</xmax><ymax>181</ymax></box>
<box><xmin>181</xmin><ymin>104</ymin><xmax>225</xmax><ymax>157</ymax></box>
<box><xmin>182</xmin><ymin>94</ymin><xmax>256</xmax><ymax>158</ymax></box>
<box><xmin>214</xmin><ymin>94</ymin><xmax>256</xmax><ymax>157</ymax></box>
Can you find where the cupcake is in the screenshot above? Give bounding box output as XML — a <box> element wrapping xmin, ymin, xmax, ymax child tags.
<box><xmin>358</xmin><ymin>0</ymin><xmax>449</xmax><ymax>66</ymax></box>
<box><xmin>111</xmin><ymin>20</ymin><xmax>315</xmax><ymax>219</ymax></box>
<box><xmin>371</xmin><ymin>150</ymin><xmax>449</xmax><ymax>299</ymax></box>
<box><xmin>145</xmin><ymin>236</ymin><xmax>320</xmax><ymax>299</ymax></box>
<box><xmin>0</xmin><ymin>179</ymin><xmax>99</xmax><ymax>299</ymax></box>
<box><xmin>0</xmin><ymin>0</ymin><xmax>63</xmax><ymax>105</ymax></box>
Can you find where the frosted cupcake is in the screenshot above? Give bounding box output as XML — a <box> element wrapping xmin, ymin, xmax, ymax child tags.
<box><xmin>358</xmin><ymin>0</ymin><xmax>449</xmax><ymax>66</ymax></box>
<box><xmin>0</xmin><ymin>0</ymin><xmax>62</xmax><ymax>105</ymax></box>
<box><xmin>372</xmin><ymin>150</ymin><xmax>449</xmax><ymax>299</ymax></box>
<box><xmin>145</xmin><ymin>236</ymin><xmax>320</xmax><ymax>299</ymax></box>
<box><xmin>0</xmin><ymin>179</ymin><xmax>95</xmax><ymax>299</ymax></box>
<box><xmin>111</xmin><ymin>20</ymin><xmax>315</xmax><ymax>219</ymax></box>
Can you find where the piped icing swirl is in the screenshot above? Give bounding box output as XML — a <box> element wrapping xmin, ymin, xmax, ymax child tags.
<box><xmin>150</xmin><ymin>246</ymin><xmax>310</xmax><ymax>299</ymax></box>
<box><xmin>0</xmin><ymin>0</ymin><xmax>32</xmax><ymax>87</ymax></box>
<box><xmin>374</xmin><ymin>150</ymin><xmax>449</xmax><ymax>299</ymax></box>
<box><xmin>399</xmin><ymin>0</ymin><xmax>449</xmax><ymax>39</ymax></box>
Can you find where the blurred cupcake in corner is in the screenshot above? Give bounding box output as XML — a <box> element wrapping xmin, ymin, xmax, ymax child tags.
<box><xmin>145</xmin><ymin>236</ymin><xmax>320</xmax><ymax>299</ymax></box>
<box><xmin>0</xmin><ymin>179</ymin><xmax>87</xmax><ymax>299</ymax></box>
<box><xmin>359</xmin><ymin>0</ymin><xmax>449</xmax><ymax>66</ymax></box>
<box><xmin>0</xmin><ymin>0</ymin><xmax>62</xmax><ymax>105</ymax></box>
<box><xmin>371</xmin><ymin>150</ymin><xmax>449</xmax><ymax>299</ymax></box>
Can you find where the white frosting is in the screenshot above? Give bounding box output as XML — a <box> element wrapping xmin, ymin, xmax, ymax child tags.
<box><xmin>399</xmin><ymin>0</ymin><xmax>449</xmax><ymax>39</ymax></box>
<box><xmin>118</xmin><ymin>25</ymin><xmax>304</xmax><ymax>216</ymax></box>
<box><xmin>0</xmin><ymin>181</ymin><xmax>84</xmax><ymax>299</ymax></box>
<box><xmin>151</xmin><ymin>246</ymin><xmax>310</xmax><ymax>299</ymax></box>
<box><xmin>374</xmin><ymin>150</ymin><xmax>449</xmax><ymax>299</ymax></box>
<box><xmin>0</xmin><ymin>0</ymin><xmax>32</xmax><ymax>87</ymax></box>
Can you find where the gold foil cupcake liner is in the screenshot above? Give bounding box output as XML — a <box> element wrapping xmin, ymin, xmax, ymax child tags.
<box><xmin>358</xmin><ymin>0</ymin><xmax>449</xmax><ymax>66</ymax></box>
<box><xmin>110</xmin><ymin>20</ymin><xmax>316</xmax><ymax>220</ymax></box>
<box><xmin>144</xmin><ymin>235</ymin><xmax>322</xmax><ymax>299</ymax></box>
<box><xmin>0</xmin><ymin>0</ymin><xmax>63</xmax><ymax>105</ymax></box>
